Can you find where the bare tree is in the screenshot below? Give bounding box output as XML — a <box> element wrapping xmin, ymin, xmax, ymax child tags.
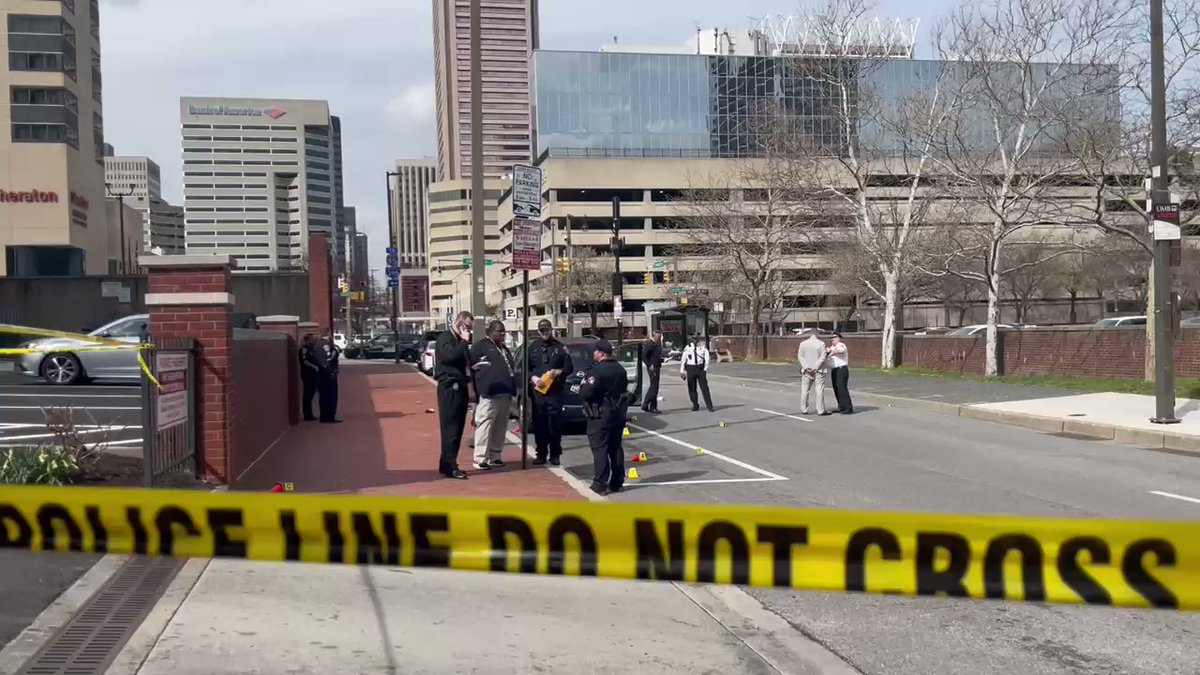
<box><xmin>1001</xmin><ymin>242</ymin><xmax>1063</xmax><ymax>323</ymax></box>
<box><xmin>918</xmin><ymin>0</ymin><xmax>1123</xmax><ymax>375</ymax></box>
<box><xmin>939</xmin><ymin>273</ymin><xmax>984</xmax><ymax>327</ymax></box>
<box><xmin>555</xmin><ymin>248</ymin><xmax>612</xmax><ymax>334</ymax></box>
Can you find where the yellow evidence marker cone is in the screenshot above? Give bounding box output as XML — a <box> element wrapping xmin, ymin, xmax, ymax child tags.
<box><xmin>623</xmin><ymin>427</ymin><xmax>631</xmax><ymax>437</ymax></box>
<box><xmin>627</xmin><ymin>467</ymin><xmax>639</xmax><ymax>479</ymax></box>
<box><xmin>719</xmin><ymin>421</ymin><xmax>726</xmax><ymax>427</ymax></box>
<box><xmin>696</xmin><ymin>447</ymin><xmax>705</xmax><ymax>455</ymax></box>
<box><xmin>630</xmin><ymin>451</ymin><xmax>646</xmax><ymax>462</ymax></box>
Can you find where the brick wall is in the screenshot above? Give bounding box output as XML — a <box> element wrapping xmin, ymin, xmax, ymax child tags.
<box><xmin>722</xmin><ymin>334</ymin><xmax>886</xmax><ymax>367</ymax></box>
<box><xmin>308</xmin><ymin>233</ymin><xmax>333</xmax><ymax>334</ymax></box>
<box><xmin>903</xmin><ymin>336</ymin><xmax>989</xmax><ymax>375</ymax></box>
<box><xmin>229</xmin><ymin>331</ymin><xmax>293</xmax><ymax>481</ymax></box>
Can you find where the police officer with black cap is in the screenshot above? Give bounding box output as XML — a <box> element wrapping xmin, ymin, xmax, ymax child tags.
<box><xmin>576</xmin><ymin>339</ymin><xmax>630</xmax><ymax>496</ymax></box>
<box><xmin>527</xmin><ymin>318</ymin><xmax>573</xmax><ymax>465</ymax></box>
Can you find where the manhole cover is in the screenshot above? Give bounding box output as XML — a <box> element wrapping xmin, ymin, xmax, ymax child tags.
<box><xmin>17</xmin><ymin>556</ymin><xmax>183</xmax><ymax>675</ymax></box>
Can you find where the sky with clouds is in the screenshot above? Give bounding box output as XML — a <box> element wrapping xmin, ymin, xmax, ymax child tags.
<box><xmin>98</xmin><ymin>0</ymin><xmax>953</xmax><ymax>272</ymax></box>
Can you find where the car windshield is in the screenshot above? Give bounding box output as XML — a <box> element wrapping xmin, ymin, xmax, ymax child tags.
<box><xmin>946</xmin><ymin>326</ymin><xmax>978</xmax><ymax>336</ymax></box>
<box><xmin>1094</xmin><ymin>318</ymin><xmax>1121</xmax><ymax>327</ymax></box>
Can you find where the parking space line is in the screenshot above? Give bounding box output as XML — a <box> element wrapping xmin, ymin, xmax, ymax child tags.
<box><xmin>754</xmin><ymin>408</ymin><xmax>813</xmax><ymax>423</ymax></box>
<box><xmin>631</xmin><ymin>477</ymin><xmax>786</xmax><ymax>488</ymax></box>
<box><xmin>626</xmin><ymin>422</ymin><xmax>787</xmax><ymax>481</ymax></box>
<box><xmin>1150</xmin><ymin>490</ymin><xmax>1200</xmax><ymax>505</ymax></box>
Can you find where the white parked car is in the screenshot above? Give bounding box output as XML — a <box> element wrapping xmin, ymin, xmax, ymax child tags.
<box><xmin>945</xmin><ymin>324</ymin><xmax>1021</xmax><ymax>337</ymax></box>
<box><xmin>1093</xmin><ymin>316</ymin><xmax>1147</xmax><ymax>328</ymax></box>
<box><xmin>14</xmin><ymin>314</ymin><xmax>149</xmax><ymax>385</ymax></box>
<box><xmin>420</xmin><ymin>340</ymin><xmax>436</xmax><ymax>375</ymax></box>
<box><xmin>333</xmin><ymin>333</ymin><xmax>348</xmax><ymax>350</ymax></box>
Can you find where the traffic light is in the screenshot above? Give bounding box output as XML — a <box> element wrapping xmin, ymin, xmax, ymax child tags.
<box><xmin>554</xmin><ymin>258</ymin><xmax>570</xmax><ymax>273</ymax></box>
<box><xmin>663</xmin><ymin>271</ymin><xmax>672</xmax><ymax>284</ymax></box>
<box><xmin>643</xmin><ymin>272</ymin><xmax>652</xmax><ymax>285</ymax></box>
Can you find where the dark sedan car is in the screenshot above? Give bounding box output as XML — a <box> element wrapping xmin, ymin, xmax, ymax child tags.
<box><xmin>511</xmin><ymin>337</ymin><xmax>645</xmax><ymax>428</ymax></box>
<box><xmin>344</xmin><ymin>334</ymin><xmax>421</xmax><ymax>362</ymax></box>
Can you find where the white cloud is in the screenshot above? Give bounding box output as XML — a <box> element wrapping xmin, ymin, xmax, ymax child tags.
<box><xmin>386</xmin><ymin>82</ymin><xmax>436</xmax><ymax>127</ymax></box>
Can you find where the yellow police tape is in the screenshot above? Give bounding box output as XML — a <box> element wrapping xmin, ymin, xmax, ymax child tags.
<box><xmin>0</xmin><ymin>324</ymin><xmax>159</xmax><ymax>387</ymax></box>
<box><xmin>0</xmin><ymin>485</ymin><xmax>1196</xmax><ymax>610</ymax></box>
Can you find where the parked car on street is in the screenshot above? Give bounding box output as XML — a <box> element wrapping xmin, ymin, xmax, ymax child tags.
<box><xmin>14</xmin><ymin>314</ymin><xmax>149</xmax><ymax>385</ymax></box>
<box><xmin>333</xmin><ymin>333</ymin><xmax>347</xmax><ymax>350</ymax></box>
<box><xmin>511</xmin><ymin>336</ymin><xmax>644</xmax><ymax>428</ymax></box>
<box><xmin>1093</xmin><ymin>315</ymin><xmax>1147</xmax><ymax>328</ymax></box>
<box><xmin>945</xmin><ymin>324</ymin><xmax>1021</xmax><ymax>337</ymax></box>
<box><xmin>420</xmin><ymin>340</ymin><xmax>436</xmax><ymax>374</ymax></box>
<box><xmin>344</xmin><ymin>334</ymin><xmax>421</xmax><ymax>362</ymax></box>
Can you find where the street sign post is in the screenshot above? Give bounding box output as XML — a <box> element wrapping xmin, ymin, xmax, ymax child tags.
<box><xmin>512</xmin><ymin>163</ymin><xmax>543</xmax><ymax>471</ymax></box>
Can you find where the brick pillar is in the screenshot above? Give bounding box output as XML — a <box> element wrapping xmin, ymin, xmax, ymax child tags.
<box><xmin>140</xmin><ymin>254</ymin><xmax>234</xmax><ymax>484</ymax></box>
<box><xmin>308</xmin><ymin>233</ymin><xmax>333</xmax><ymax>334</ymax></box>
<box><xmin>259</xmin><ymin>315</ymin><xmax>301</xmax><ymax>426</ymax></box>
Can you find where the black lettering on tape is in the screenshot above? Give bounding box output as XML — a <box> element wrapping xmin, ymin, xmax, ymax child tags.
<box><xmin>280</xmin><ymin>510</ymin><xmax>302</xmax><ymax>561</ymax></box>
<box><xmin>85</xmin><ymin>506</ymin><xmax>107</xmax><ymax>553</ymax></box>
<box><xmin>844</xmin><ymin>528</ymin><xmax>901</xmax><ymax>593</ymax></box>
<box><xmin>410</xmin><ymin>514</ymin><xmax>451</xmax><ymax>568</ymax></box>
<box><xmin>488</xmin><ymin>516</ymin><xmax>538</xmax><ymax>574</ymax></box>
<box><xmin>697</xmin><ymin>521</ymin><xmax>750</xmax><ymax>585</ymax></box>
<box><xmin>547</xmin><ymin>516</ymin><xmax>598</xmax><ymax>576</ymax></box>
<box><xmin>0</xmin><ymin>505</ymin><xmax>33</xmax><ymax>549</ymax></box>
<box><xmin>916</xmin><ymin>532</ymin><xmax>971</xmax><ymax>597</ymax></box>
<box><xmin>37</xmin><ymin>504</ymin><xmax>84</xmax><ymax>552</ymax></box>
<box><xmin>635</xmin><ymin>520</ymin><xmax>685</xmax><ymax>581</ymax></box>
<box><xmin>207</xmin><ymin>509</ymin><xmax>247</xmax><ymax>558</ymax></box>
<box><xmin>757</xmin><ymin>525</ymin><xmax>809</xmax><ymax>587</ymax></box>
<box><xmin>983</xmin><ymin>534</ymin><xmax>1045</xmax><ymax>602</ymax></box>
<box><xmin>126</xmin><ymin>507</ymin><xmax>149</xmax><ymax>555</ymax></box>
<box><xmin>323</xmin><ymin>511</ymin><xmax>345</xmax><ymax>563</ymax></box>
<box><xmin>1122</xmin><ymin>539</ymin><xmax>1178</xmax><ymax>609</ymax></box>
<box><xmin>352</xmin><ymin>512</ymin><xmax>401</xmax><ymax>566</ymax></box>
<box><xmin>1057</xmin><ymin>536</ymin><xmax>1112</xmax><ymax>605</ymax></box>
<box><xmin>155</xmin><ymin>506</ymin><xmax>200</xmax><ymax>556</ymax></box>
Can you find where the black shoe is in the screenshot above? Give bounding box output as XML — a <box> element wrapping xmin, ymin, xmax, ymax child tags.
<box><xmin>303</xmin><ymin>416</ymin><xmax>317</xmax><ymax>422</ymax></box>
<box><xmin>589</xmin><ymin>483</ymin><xmax>610</xmax><ymax>496</ymax></box>
<box><xmin>442</xmin><ymin>469</ymin><xmax>469</xmax><ymax>480</ymax></box>
<box><xmin>841</xmin><ymin>410</ymin><xmax>854</xmax><ymax>415</ymax></box>
<box><xmin>472</xmin><ymin>461</ymin><xmax>493</xmax><ymax>470</ymax></box>
<box><xmin>692</xmin><ymin>406</ymin><xmax>700</xmax><ymax>412</ymax></box>
<box><xmin>819</xmin><ymin>411</ymin><xmax>833</xmax><ymax>416</ymax></box>
<box><xmin>549</xmin><ymin>456</ymin><xmax>561</xmax><ymax>466</ymax></box>
<box><xmin>488</xmin><ymin>458</ymin><xmax>505</xmax><ymax>468</ymax></box>
<box><xmin>608</xmin><ymin>484</ymin><xmax>623</xmax><ymax>494</ymax></box>
<box><xmin>319</xmin><ymin>419</ymin><xmax>343</xmax><ymax>424</ymax></box>
<box><xmin>707</xmin><ymin>407</ymin><xmax>715</xmax><ymax>412</ymax></box>
<box><xmin>532</xmin><ymin>457</ymin><xmax>548</xmax><ymax>466</ymax></box>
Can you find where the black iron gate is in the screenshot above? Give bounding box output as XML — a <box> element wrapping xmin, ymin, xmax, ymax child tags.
<box><xmin>140</xmin><ymin>337</ymin><xmax>197</xmax><ymax>487</ymax></box>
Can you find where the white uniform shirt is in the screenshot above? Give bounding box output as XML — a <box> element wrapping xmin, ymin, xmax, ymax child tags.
<box><xmin>680</xmin><ymin>344</ymin><xmax>711</xmax><ymax>374</ymax></box>
<box><xmin>828</xmin><ymin>342</ymin><xmax>849</xmax><ymax>368</ymax></box>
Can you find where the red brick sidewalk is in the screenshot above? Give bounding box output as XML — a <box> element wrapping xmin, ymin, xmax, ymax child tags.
<box><xmin>234</xmin><ymin>362</ymin><xmax>581</xmax><ymax>500</ymax></box>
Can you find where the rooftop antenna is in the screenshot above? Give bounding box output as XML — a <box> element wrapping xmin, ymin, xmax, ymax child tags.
<box><xmin>612</xmin><ymin>35</ymin><xmax>618</xmax><ymax>44</ymax></box>
<box><xmin>713</xmin><ymin>27</ymin><xmax>719</xmax><ymax>54</ymax></box>
<box><xmin>695</xmin><ymin>24</ymin><xmax>702</xmax><ymax>54</ymax></box>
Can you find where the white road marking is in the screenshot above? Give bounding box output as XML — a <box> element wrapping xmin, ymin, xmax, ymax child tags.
<box><xmin>0</xmin><ymin>405</ymin><xmax>139</xmax><ymax>410</ymax></box>
<box><xmin>754</xmin><ymin>408</ymin><xmax>813</xmax><ymax>423</ymax></box>
<box><xmin>1150</xmin><ymin>490</ymin><xmax>1200</xmax><ymax>505</ymax></box>
<box><xmin>0</xmin><ymin>392</ymin><xmax>139</xmax><ymax>399</ymax></box>
<box><xmin>625</xmin><ymin>422</ymin><xmax>787</xmax><ymax>481</ymax></box>
<box><xmin>0</xmin><ymin>428</ymin><xmax>137</xmax><ymax>442</ymax></box>
<box><xmin>632</xmin><ymin>477</ymin><xmax>786</xmax><ymax>488</ymax></box>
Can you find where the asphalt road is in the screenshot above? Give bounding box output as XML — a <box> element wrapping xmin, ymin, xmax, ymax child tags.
<box><xmin>556</xmin><ymin>375</ymin><xmax>1200</xmax><ymax>675</ymax></box>
<box><xmin>0</xmin><ymin>366</ymin><xmax>143</xmax><ymax>448</ymax></box>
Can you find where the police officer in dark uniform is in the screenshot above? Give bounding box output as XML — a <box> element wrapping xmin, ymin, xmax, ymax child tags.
<box><xmin>318</xmin><ymin>332</ymin><xmax>342</xmax><ymax>423</ymax></box>
<box><xmin>641</xmin><ymin>330</ymin><xmax>664</xmax><ymax>413</ymax></box>
<box><xmin>434</xmin><ymin>311</ymin><xmax>475</xmax><ymax>480</ymax></box>
<box><xmin>527</xmin><ymin>319</ymin><xmax>573</xmax><ymax>466</ymax></box>
<box><xmin>576</xmin><ymin>339</ymin><xmax>630</xmax><ymax>496</ymax></box>
<box><xmin>298</xmin><ymin>333</ymin><xmax>320</xmax><ymax>421</ymax></box>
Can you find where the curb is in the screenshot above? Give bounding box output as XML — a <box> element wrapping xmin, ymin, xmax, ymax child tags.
<box><xmin>710</xmin><ymin>373</ymin><xmax>1200</xmax><ymax>458</ymax></box>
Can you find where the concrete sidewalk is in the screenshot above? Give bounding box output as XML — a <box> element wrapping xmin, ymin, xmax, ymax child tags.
<box><xmin>714</xmin><ymin>363</ymin><xmax>1200</xmax><ymax>455</ymax></box>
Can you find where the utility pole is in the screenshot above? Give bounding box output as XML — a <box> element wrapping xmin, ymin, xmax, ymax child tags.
<box><xmin>385</xmin><ymin>171</ymin><xmax>401</xmax><ymax>363</ymax></box>
<box><xmin>468</xmin><ymin>0</ymin><xmax>486</xmax><ymax>330</ymax></box>
<box><xmin>565</xmin><ymin>215</ymin><xmax>574</xmax><ymax>338</ymax></box>
<box><xmin>611</xmin><ymin>197</ymin><xmax>624</xmax><ymax>346</ymax></box>
<box><xmin>105</xmin><ymin>183</ymin><xmax>134</xmax><ymax>274</ymax></box>
<box><xmin>1149</xmin><ymin>0</ymin><xmax>1179</xmax><ymax>424</ymax></box>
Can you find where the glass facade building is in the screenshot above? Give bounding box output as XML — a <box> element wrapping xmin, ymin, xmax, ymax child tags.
<box><xmin>531</xmin><ymin>50</ymin><xmax>1115</xmax><ymax>159</ymax></box>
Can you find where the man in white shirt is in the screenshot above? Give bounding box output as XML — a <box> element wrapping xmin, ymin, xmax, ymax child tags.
<box><xmin>796</xmin><ymin>329</ymin><xmax>831</xmax><ymax>416</ymax></box>
<box><xmin>828</xmin><ymin>332</ymin><xmax>854</xmax><ymax>414</ymax></box>
<box><xmin>679</xmin><ymin>334</ymin><xmax>714</xmax><ymax>412</ymax></box>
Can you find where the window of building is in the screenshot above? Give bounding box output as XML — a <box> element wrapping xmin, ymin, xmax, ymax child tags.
<box><xmin>12</xmin><ymin>123</ymin><xmax>77</xmax><ymax>148</ymax></box>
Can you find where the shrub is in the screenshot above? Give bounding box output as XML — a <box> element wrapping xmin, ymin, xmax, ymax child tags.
<box><xmin>0</xmin><ymin>446</ymin><xmax>80</xmax><ymax>485</ymax></box>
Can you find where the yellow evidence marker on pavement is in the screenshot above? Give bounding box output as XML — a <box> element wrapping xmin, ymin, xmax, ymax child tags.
<box><xmin>623</xmin><ymin>427</ymin><xmax>631</xmax><ymax>437</ymax></box>
<box><xmin>630</xmin><ymin>451</ymin><xmax>647</xmax><ymax>462</ymax></box>
<box><xmin>627</xmin><ymin>468</ymin><xmax>639</xmax><ymax>479</ymax></box>
<box><xmin>696</xmin><ymin>447</ymin><xmax>705</xmax><ymax>455</ymax></box>
<box><xmin>719</xmin><ymin>421</ymin><xmax>727</xmax><ymax>427</ymax></box>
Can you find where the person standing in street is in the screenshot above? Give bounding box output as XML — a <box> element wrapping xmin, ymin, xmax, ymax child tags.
<box><xmin>577</xmin><ymin>339</ymin><xmax>630</xmax><ymax>496</ymax></box>
<box><xmin>829</xmin><ymin>333</ymin><xmax>854</xmax><ymax>414</ymax></box>
<box><xmin>679</xmin><ymin>333</ymin><xmax>714</xmax><ymax>412</ymax></box>
<box><xmin>641</xmin><ymin>330</ymin><xmax>664</xmax><ymax>413</ymax></box>
<box><xmin>470</xmin><ymin>320</ymin><xmax>515</xmax><ymax>470</ymax></box>
<box><xmin>797</xmin><ymin>329</ymin><xmax>831</xmax><ymax>416</ymax></box>
<box><xmin>317</xmin><ymin>331</ymin><xmax>342</xmax><ymax>424</ymax></box>
<box><xmin>298</xmin><ymin>333</ymin><xmax>320</xmax><ymax>421</ymax></box>
<box><xmin>528</xmin><ymin>319</ymin><xmax>573</xmax><ymax>466</ymax></box>
<box><xmin>435</xmin><ymin>311</ymin><xmax>475</xmax><ymax>480</ymax></box>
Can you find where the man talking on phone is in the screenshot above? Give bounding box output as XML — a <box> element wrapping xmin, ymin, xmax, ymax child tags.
<box><xmin>434</xmin><ymin>311</ymin><xmax>478</xmax><ymax>480</ymax></box>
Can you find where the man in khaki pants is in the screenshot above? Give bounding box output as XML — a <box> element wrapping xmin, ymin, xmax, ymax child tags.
<box><xmin>797</xmin><ymin>329</ymin><xmax>831</xmax><ymax>416</ymax></box>
<box><xmin>469</xmin><ymin>321</ymin><xmax>516</xmax><ymax>470</ymax></box>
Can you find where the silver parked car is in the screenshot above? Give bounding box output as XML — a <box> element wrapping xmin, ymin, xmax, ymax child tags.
<box><xmin>15</xmin><ymin>314</ymin><xmax>149</xmax><ymax>385</ymax></box>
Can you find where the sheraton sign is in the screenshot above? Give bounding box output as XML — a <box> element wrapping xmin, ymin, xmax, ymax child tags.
<box><xmin>0</xmin><ymin>190</ymin><xmax>59</xmax><ymax>204</ymax></box>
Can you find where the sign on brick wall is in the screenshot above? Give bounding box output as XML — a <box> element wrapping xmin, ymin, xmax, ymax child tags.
<box><xmin>155</xmin><ymin>352</ymin><xmax>189</xmax><ymax>431</ymax></box>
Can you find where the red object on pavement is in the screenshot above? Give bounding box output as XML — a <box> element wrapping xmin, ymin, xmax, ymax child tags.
<box><xmin>270</xmin><ymin>482</ymin><xmax>284</xmax><ymax>493</ymax></box>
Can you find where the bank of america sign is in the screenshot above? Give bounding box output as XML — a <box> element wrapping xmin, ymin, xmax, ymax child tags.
<box><xmin>188</xmin><ymin>105</ymin><xmax>287</xmax><ymax>119</ymax></box>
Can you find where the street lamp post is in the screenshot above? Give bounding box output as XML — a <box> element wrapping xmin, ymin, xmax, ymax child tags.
<box><xmin>1148</xmin><ymin>0</ymin><xmax>1179</xmax><ymax>424</ymax></box>
<box><xmin>385</xmin><ymin>171</ymin><xmax>401</xmax><ymax>364</ymax></box>
<box><xmin>105</xmin><ymin>183</ymin><xmax>135</xmax><ymax>274</ymax></box>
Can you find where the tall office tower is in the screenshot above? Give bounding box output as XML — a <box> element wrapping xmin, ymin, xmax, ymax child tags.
<box><xmin>331</xmin><ymin>116</ymin><xmax>346</xmax><ymax>273</ymax></box>
<box><xmin>179</xmin><ymin>97</ymin><xmax>345</xmax><ymax>271</ymax></box>
<box><xmin>391</xmin><ymin>158</ymin><xmax>436</xmax><ymax>313</ymax></box>
<box><xmin>0</xmin><ymin>0</ymin><xmax>108</xmax><ymax>276</ymax></box>
<box><xmin>350</xmin><ymin>230</ymin><xmax>368</xmax><ymax>292</ymax></box>
<box><xmin>104</xmin><ymin>154</ymin><xmax>184</xmax><ymax>255</ymax></box>
<box><xmin>432</xmin><ymin>0</ymin><xmax>538</xmax><ymax>181</ymax></box>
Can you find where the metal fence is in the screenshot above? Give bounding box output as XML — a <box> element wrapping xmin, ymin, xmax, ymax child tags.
<box><xmin>140</xmin><ymin>337</ymin><xmax>197</xmax><ymax>487</ymax></box>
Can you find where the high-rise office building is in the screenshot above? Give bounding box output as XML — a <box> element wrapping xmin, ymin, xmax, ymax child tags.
<box><xmin>104</xmin><ymin>154</ymin><xmax>184</xmax><ymax>255</ymax></box>
<box><xmin>432</xmin><ymin>0</ymin><xmax>538</xmax><ymax>181</ymax></box>
<box><xmin>350</xmin><ymin>230</ymin><xmax>368</xmax><ymax>292</ymax></box>
<box><xmin>0</xmin><ymin>0</ymin><xmax>109</xmax><ymax>276</ymax></box>
<box><xmin>179</xmin><ymin>97</ymin><xmax>345</xmax><ymax>272</ymax></box>
<box><xmin>391</xmin><ymin>159</ymin><xmax>436</xmax><ymax>314</ymax></box>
